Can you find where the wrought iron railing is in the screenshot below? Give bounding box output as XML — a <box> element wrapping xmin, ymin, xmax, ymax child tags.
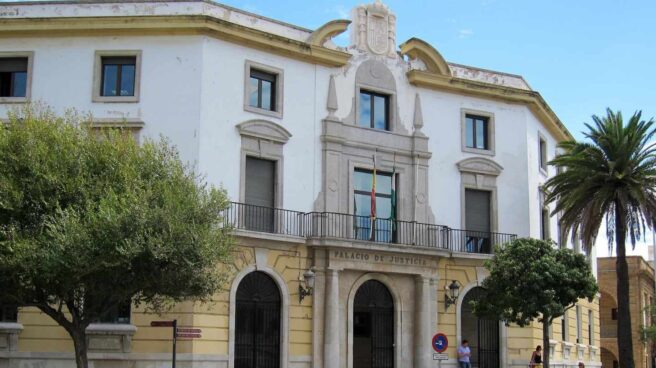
<box><xmin>223</xmin><ymin>202</ymin><xmax>516</xmax><ymax>254</ymax></box>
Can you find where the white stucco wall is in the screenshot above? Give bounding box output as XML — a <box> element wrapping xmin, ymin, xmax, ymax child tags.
<box><xmin>0</xmin><ymin>5</ymin><xmax>569</xmax><ymax>240</ymax></box>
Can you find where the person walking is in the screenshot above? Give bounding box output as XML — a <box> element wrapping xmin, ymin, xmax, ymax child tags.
<box><xmin>458</xmin><ymin>339</ymin><xmax>471</xmax><ymax>368</ymax></box>
<box><xmin>530</xmin><ymin>345</ymin><xmax>543</xmax><ymax>368</ymax></box>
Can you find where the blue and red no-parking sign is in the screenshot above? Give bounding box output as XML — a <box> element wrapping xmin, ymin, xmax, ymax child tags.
<box><xmin>432</xmin><ymin>333</ymin><xmax>448</xmax><ymax>353</ymax></box>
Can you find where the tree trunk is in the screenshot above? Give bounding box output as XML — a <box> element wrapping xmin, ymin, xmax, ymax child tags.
<box><xmin>616</xmin><ymin>202</ymin><xmax>635</xmax><ymax>368</ymax></box>
<box><xmin>70</xmin><ymin>328</ymin><xmax>89</xmax><ymax>368</ymax></box>
<box><xmin>542</xmin><ymin>319</ymin><xmax>551</xmax><ymax>368</ymax></box>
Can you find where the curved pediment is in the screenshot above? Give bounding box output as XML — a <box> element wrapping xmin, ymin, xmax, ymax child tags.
<box><xmin>399</xmin><ymin>37</ymin><xmax>451</xmax><ymax>76</ymax></box>
<box><xmin>308</xmin><ymin>19</ymin><xmax>351</xmax><ymax>47</ymax></box>
<box><xmin>456</xmin><ymin>157</ymin><xmax>503</xmax><ymax>176</ymax></box>
<box><xmin>236</xmin><ymin>119</ymin><xmax>292</xmax><ymax>144</ymax></box>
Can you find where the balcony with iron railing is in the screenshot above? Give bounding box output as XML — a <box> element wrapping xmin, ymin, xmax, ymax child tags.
<box><xmin>222</xmin><ymin>202</ymin><xmax>516</xmax><ymax>254</ymax></box>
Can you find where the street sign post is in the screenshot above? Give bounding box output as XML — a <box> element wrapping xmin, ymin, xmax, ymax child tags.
<box><xmin>431</xmin><ymin>333</ymin><xmax>449</xmax><ymax>368</ymax></box>
<box><xmin>150</xmin><ymin>320</ymin><xmax>177</xmax><ymax>368</ymax></box>
<box><xmin>432</xmin><ymin>333</ymin><xmax>448</xmax><ymax>353</ymax></box>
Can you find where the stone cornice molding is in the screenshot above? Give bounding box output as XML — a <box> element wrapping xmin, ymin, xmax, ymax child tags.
<box><xmin>236</xmin><ymin>119</ymin><xmax>292</xmax><ymax>144</ymax></box>
<box><xmin>399</xmin><ymin>37</ymin><xmax>451</xmax><ymax>76</ymax></box>
<box><xmin>308</xmin><ymin>19</ymin><xmax>351</xmax><ymax>47</ymax></box>
<box><xmin>0</xmin><ymin>15</ymin><xmax>352</xmax><ymax>67</ymax></box>
<box><xmin>456</xmin><ymin>157</ymin><xmax>503</xmax><ymax>176</ymax></box>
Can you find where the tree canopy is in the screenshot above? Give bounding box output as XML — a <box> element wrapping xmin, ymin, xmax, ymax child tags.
<box><xmin>0</xmin><ymin>105</ymin><xmax>234</xmax><ymax>368</ymax></box>
<box><xmin>473</xmin><ymin>238</ymin><xmax>598</xmax><ymax>368</ymax></box>
<box><xmin>544</xmin><ymin>109</ymin><xmax>656</xmax><ymax>368</ymax></box>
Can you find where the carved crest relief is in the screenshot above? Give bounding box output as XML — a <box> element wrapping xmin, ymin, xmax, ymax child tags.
<box><xmin>367</xmin><ymin>13</ymin><xmax>388</xmax><ymax>55</ymax></box>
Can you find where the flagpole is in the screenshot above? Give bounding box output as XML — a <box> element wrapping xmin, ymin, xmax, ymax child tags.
<box><xmin>370</xmin><ymin>153</ymin><xmax>376</xmax><ymax>241</ymax></box>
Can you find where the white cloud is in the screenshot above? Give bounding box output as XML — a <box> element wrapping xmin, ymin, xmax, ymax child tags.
<box><xmin>458</xmin><ymin>29</ymin><xmax>474</xmax><ymax>39</ymax></box>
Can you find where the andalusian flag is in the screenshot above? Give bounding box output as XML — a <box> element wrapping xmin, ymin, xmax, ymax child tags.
<box><xmin>389</xmin><ymin>164</ymin><xmax>396</xmax><ymax>230</ymax></box>
<box><xmin>370</xmin><ymin>154</ymin><xmax>376</xmax><ymax>241</ymax></box>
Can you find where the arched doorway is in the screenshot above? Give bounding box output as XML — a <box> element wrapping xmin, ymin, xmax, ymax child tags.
<box><xmin>461</xmin><ymin>287</ymin><xmax>499</xmax><ymax>368</ymax></box>
<box><xmin>601</xmin><ymin>347</ymin><xmax>618</xmax><ymax>368</ymax></box>
<box><xmin>353</xmin><ymin>280</ymin><xmax>395</xmax><ymax>368</ymax></box>
<box><xmin>235</xmin><ymin>271</ymin><xmax>281</xmax><ymax>368</ymax></box>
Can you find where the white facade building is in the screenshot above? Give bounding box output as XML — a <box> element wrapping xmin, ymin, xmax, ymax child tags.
<box><xmin>0</xmin><ymin>1</ymin><xmax>599</xmax><ymax>368</ymax></box>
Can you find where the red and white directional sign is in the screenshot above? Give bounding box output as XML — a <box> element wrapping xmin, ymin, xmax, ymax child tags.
<box><xmin>151</xmin><ymin>321</ymin><xmax>175</xmax><ymax>327</ymax></box>
<box><xmin>176</xmin><ymin>333</ymin><xmax>202</xmax><ymax>339</ymax></box>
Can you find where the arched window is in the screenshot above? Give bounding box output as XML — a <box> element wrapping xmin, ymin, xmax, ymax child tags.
<box><xmin>235</xmin><ymin>271</ymin><xmax>281</xmax><ymax>368</ymax></box>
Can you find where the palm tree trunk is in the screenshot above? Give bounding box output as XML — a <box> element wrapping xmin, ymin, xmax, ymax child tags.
<box><xmin>616</xmin><ymin>201</ymin><xmax>635</xmax><ymax>368</ymax></box>
<box><xmin>542</xmin><ymin>319</ymin><xmax>551</xmax><ymax>368</ymax></box>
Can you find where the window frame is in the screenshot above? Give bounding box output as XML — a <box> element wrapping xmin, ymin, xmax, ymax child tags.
<box><xmin>538</xmin><ymin>132</ymin><xmax>548</xmax><ymax>174</ymax></box>
<box><xmin>461</xmin><ymin>109</ymin><xmax>495</xmax><ymax>156</ymax></box>
<box><xmin>0</xmin><ymin>303</ymin><xmax>18</xmax><ymax>323</ymax></box>
<box><xmin>352</xmin><ymin>168</ymin><xmax>397</xmax><ymax>242</ymax></box>
<box><xmin>92</xmin><ymin>50</ymin><xmax>142</xmax><ymax>103</ymax></box>
<box><xmin>561</xmin><ymin>310</ymin><xmax>569</xmax><ymax>341</ymax></box>
<box><xmin>100</xmin><ymin>56</ymin><xmax>137</xmax><ymax>98</ymax></box>
<box><xmin>540</xmin><ymin>188</ymin><xmax>550</xmax><ymax>241</ymax></box>
<box><xmin>244</xmin><ymin>60</ymin><xmax>284</xmax><ymax>119</ymax></box>
<box><xmin>358</xmin><ymin>89</ymin><xmax>390</xmax><ymax>131</ymax></box>
<box><xmin>0</xmin><ymin>51</ymin><xmax>33</xmax><ymax>104</ymax></box>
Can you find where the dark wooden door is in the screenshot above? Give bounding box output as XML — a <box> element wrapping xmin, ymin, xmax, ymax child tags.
<box><xmin>235</xmin><ymin>271</ymin><xmax>281</xmax><ymax>368</ymax></box>
<box><xmin>353</xmin><ymin>280</ymin><xmax>394</xmax><ymax>368</ymax></box>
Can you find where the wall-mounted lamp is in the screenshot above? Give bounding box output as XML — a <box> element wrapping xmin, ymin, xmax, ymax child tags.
<box><xmin>299</xmin><ymin>269</ymin><xmax>315</xmax><ymax>303</ymax></box>
<box><xmin>444</xmin><ymin>280</ymin><xmax>461</xmax><ymax>310</ymax></box>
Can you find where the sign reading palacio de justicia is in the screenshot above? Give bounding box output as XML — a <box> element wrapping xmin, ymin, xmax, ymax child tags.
<box><xmin>332</xmin><ymin>250</ymin><xmax>429</xmax><ymax>266</ymax></box>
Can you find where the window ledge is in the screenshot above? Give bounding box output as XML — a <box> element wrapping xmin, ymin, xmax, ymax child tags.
<box><xmin>244</xmin><ymin>105</ymin><xmax>283</xmax><ymax>119</ymax></box>
<box><xmin>86</xmin><ymin>324</ymin><xmax>136</xmax><ymax>353</ymax></box>
<box><xmin>0</xmin><ymin>97</ymin><xmax>29</xmax><ymax>104</ymax></box>
<box><xmin>462</xmin><ymin>146</ymin><xmax>495</xmax><ymax>156</ymax></box>
<box><xmin>92</xmin><ymin>96</ymin><xmax>139</xmax><ymax>103</ymax></box>
<box><xmin>0</xmin><ymin>322</ymin><xmax>23</xmax><ymax>352</ymax></box>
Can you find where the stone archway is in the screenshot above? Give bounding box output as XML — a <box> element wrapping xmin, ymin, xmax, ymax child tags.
<box><xmin>460</xmin><ymin>286</ymin><xmax>500</xmax><ymax>368</ymax></box>
<box><xmin>352</xmin><ymin>279</ymin><xmax>395</xmax><ymax>368</ymax></box>
<box><xmin>601</xmin><ymin>347</ymin><xmax>618</xmax><ymax>368</ymax></box>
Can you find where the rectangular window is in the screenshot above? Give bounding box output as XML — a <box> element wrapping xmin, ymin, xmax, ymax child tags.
<box><xmin>576</xmin><ymin>305</ymin><xmax>582</xmax><ymax>343</ymax></box>
<box><xmin>249</xmin><ymin>69</ymin><xmax>277</xmax><ymax>111</ymax></box>
<box><xmin>244</xmin><ymin>157</ymin><xmax>276</xmax><ymax>232</ymax></box>
<box><xmin>562</xmin><ymin>311</ymin><xmax>568</xmax><ymax>341</ymax></box>
<box><xmin>465</xmin><ymin>189</ymin><xmax>491</xmax><ymax>253</ymax></box>
<box><xmin>0</xmin><ymin>304</ymin><xmax>18</xmax><ymax>322</ymax></box>
<box><xmin>359</xmin><ymin>90</ymin><xmax>389</xmax><ymax>130</ymax></box>
<box><xmin>86</xmin><ymin>298</ymin><xmax>131</xmax><ymax>324</ymax></box>
<box><xmin>611</xmin><ymin>308</ymin><xmax>618</xmax><ymax>320</ymax></box>
<box><xmin>588</xmin><ymin>309</ymin><xmax>594</xmax><ymax>345</ymax></box>
<box><xmin>353</xmin><ymin>169</ymin><xmax>395</xmax><ymax>242</ymax></box>
<box><xmin>0</xmin><ymin>57</ymin><xmax>28</xmax><ymax>98</ymax></box>
<box><xmin>101</xmin><ymin>56</ymin><xmax>136</xmax><ymax>97</ymax></box>
<box><xmin>465</xmin><ymin>115</ymin><xmax>489</xmax><ymax>150</ymax></box>
<box><xmin>540</xmin><ymin>190</ymin><xmax>550</xmax><ymax>241</ymax></box>
<box><xmin>539</xmin><ymin>136</ymin><xmax>548</xmax><ymax>172</ymax></box>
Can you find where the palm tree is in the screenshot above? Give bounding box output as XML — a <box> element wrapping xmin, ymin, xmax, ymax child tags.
<box><xmin>544</xmin><ymin>109</ymin><xmax>656</xmax><ymax>368</ymax></box>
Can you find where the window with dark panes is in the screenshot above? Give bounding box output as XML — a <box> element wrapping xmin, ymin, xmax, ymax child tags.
<box><xmin>539</xmin><ymin>136</ymin><xmax>548</xmax><ymax>171</ymax></box>
<box><xmin>101</xmin><ymin>56</ymin><xmax>136</xmax><ymax>97</ymax></box>
<box><xmin>465</xmin><ymin>189</ymin><xmax>491</xmax><ymax>253</ymax></box>
<box><xmin>465</xmin><ymin>114</ymin><xmax>489</xmax><ymax>150</ymax></box>
<box><xmin>561</xmin><ymin>311</ymin><xmax>568</xmax><ymax>341</ymax></box>
<box><xmin>86</xmin><ymin>297</ymin><xmax>131</xmax><ymax>324</ymax></box>
<box><xmin>249</xmin><ymin>69</ymin><xmax>277</xmax><ymax>111</ymax></box>
<box><xmin>588</xmin><ymin>309</ymin><xmax>594</xmax><ymax>344</ymax></box>
<box><xmin>540</xmin><ymin>190</ymin><xmax>550</xmax><ymax>240</ymax></box>
<box><xmin>0</xmin><ymin>304</ymin><xmax>18</xmax><ymax>322</ymax></box>
<box><xmin>359</xmin><ymin>90</ymin><xmax>389</xmax><ymax>130</ymax></box>
<box><xmin>0</xmin><ymin>57</ymin><xmax>28</xmax><ymax>97</ymax></box>
<box><xmin>353</xmin><ymin>169</ymin><xmax>395</xmax><ymax>242</ymax></box>
<box><xmin>611</xmin><ymin>308</ymin><xmax>618</xmax><ymax>320</ymax></box>
<box><xmin>244</xmin><ymin>157</ymin><xmax>276</xmax><ymax>232</ymax></box>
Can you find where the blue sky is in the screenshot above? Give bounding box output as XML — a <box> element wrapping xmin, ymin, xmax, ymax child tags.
<box><xmin>220</xmin><ymin>0</ymin><xmax>656</xmax><ymax>259</ymax></box>
<box><xmin>221</xmin><ymin>0</ymin><xmax>656</xmax><ymax>142</ymax></box>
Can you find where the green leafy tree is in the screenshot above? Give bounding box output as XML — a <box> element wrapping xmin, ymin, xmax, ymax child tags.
<box><xmin>473</xmin><ymin>238</ymin><xmax>598</xmax><ymax>368</ymax></box>
<box><xmin>544</xmin><ymin>109</ymin><xmax>656</xmax><ymax>368</ymax></box>
<box><xmin>0</xmin><ymin>105</ymin><xmax>233</xmax><ymax>368</ymax></box>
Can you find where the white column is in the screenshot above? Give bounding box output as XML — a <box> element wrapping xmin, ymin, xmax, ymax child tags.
<box><xmin>415</xmin><ymin>275</ymin><xmax>432</xmax><ymax>368</ymax></box>
<box><xmin>324</xmin><ymin>269</ymin><xmax>340</xmax><ymax>368</ymax></box>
